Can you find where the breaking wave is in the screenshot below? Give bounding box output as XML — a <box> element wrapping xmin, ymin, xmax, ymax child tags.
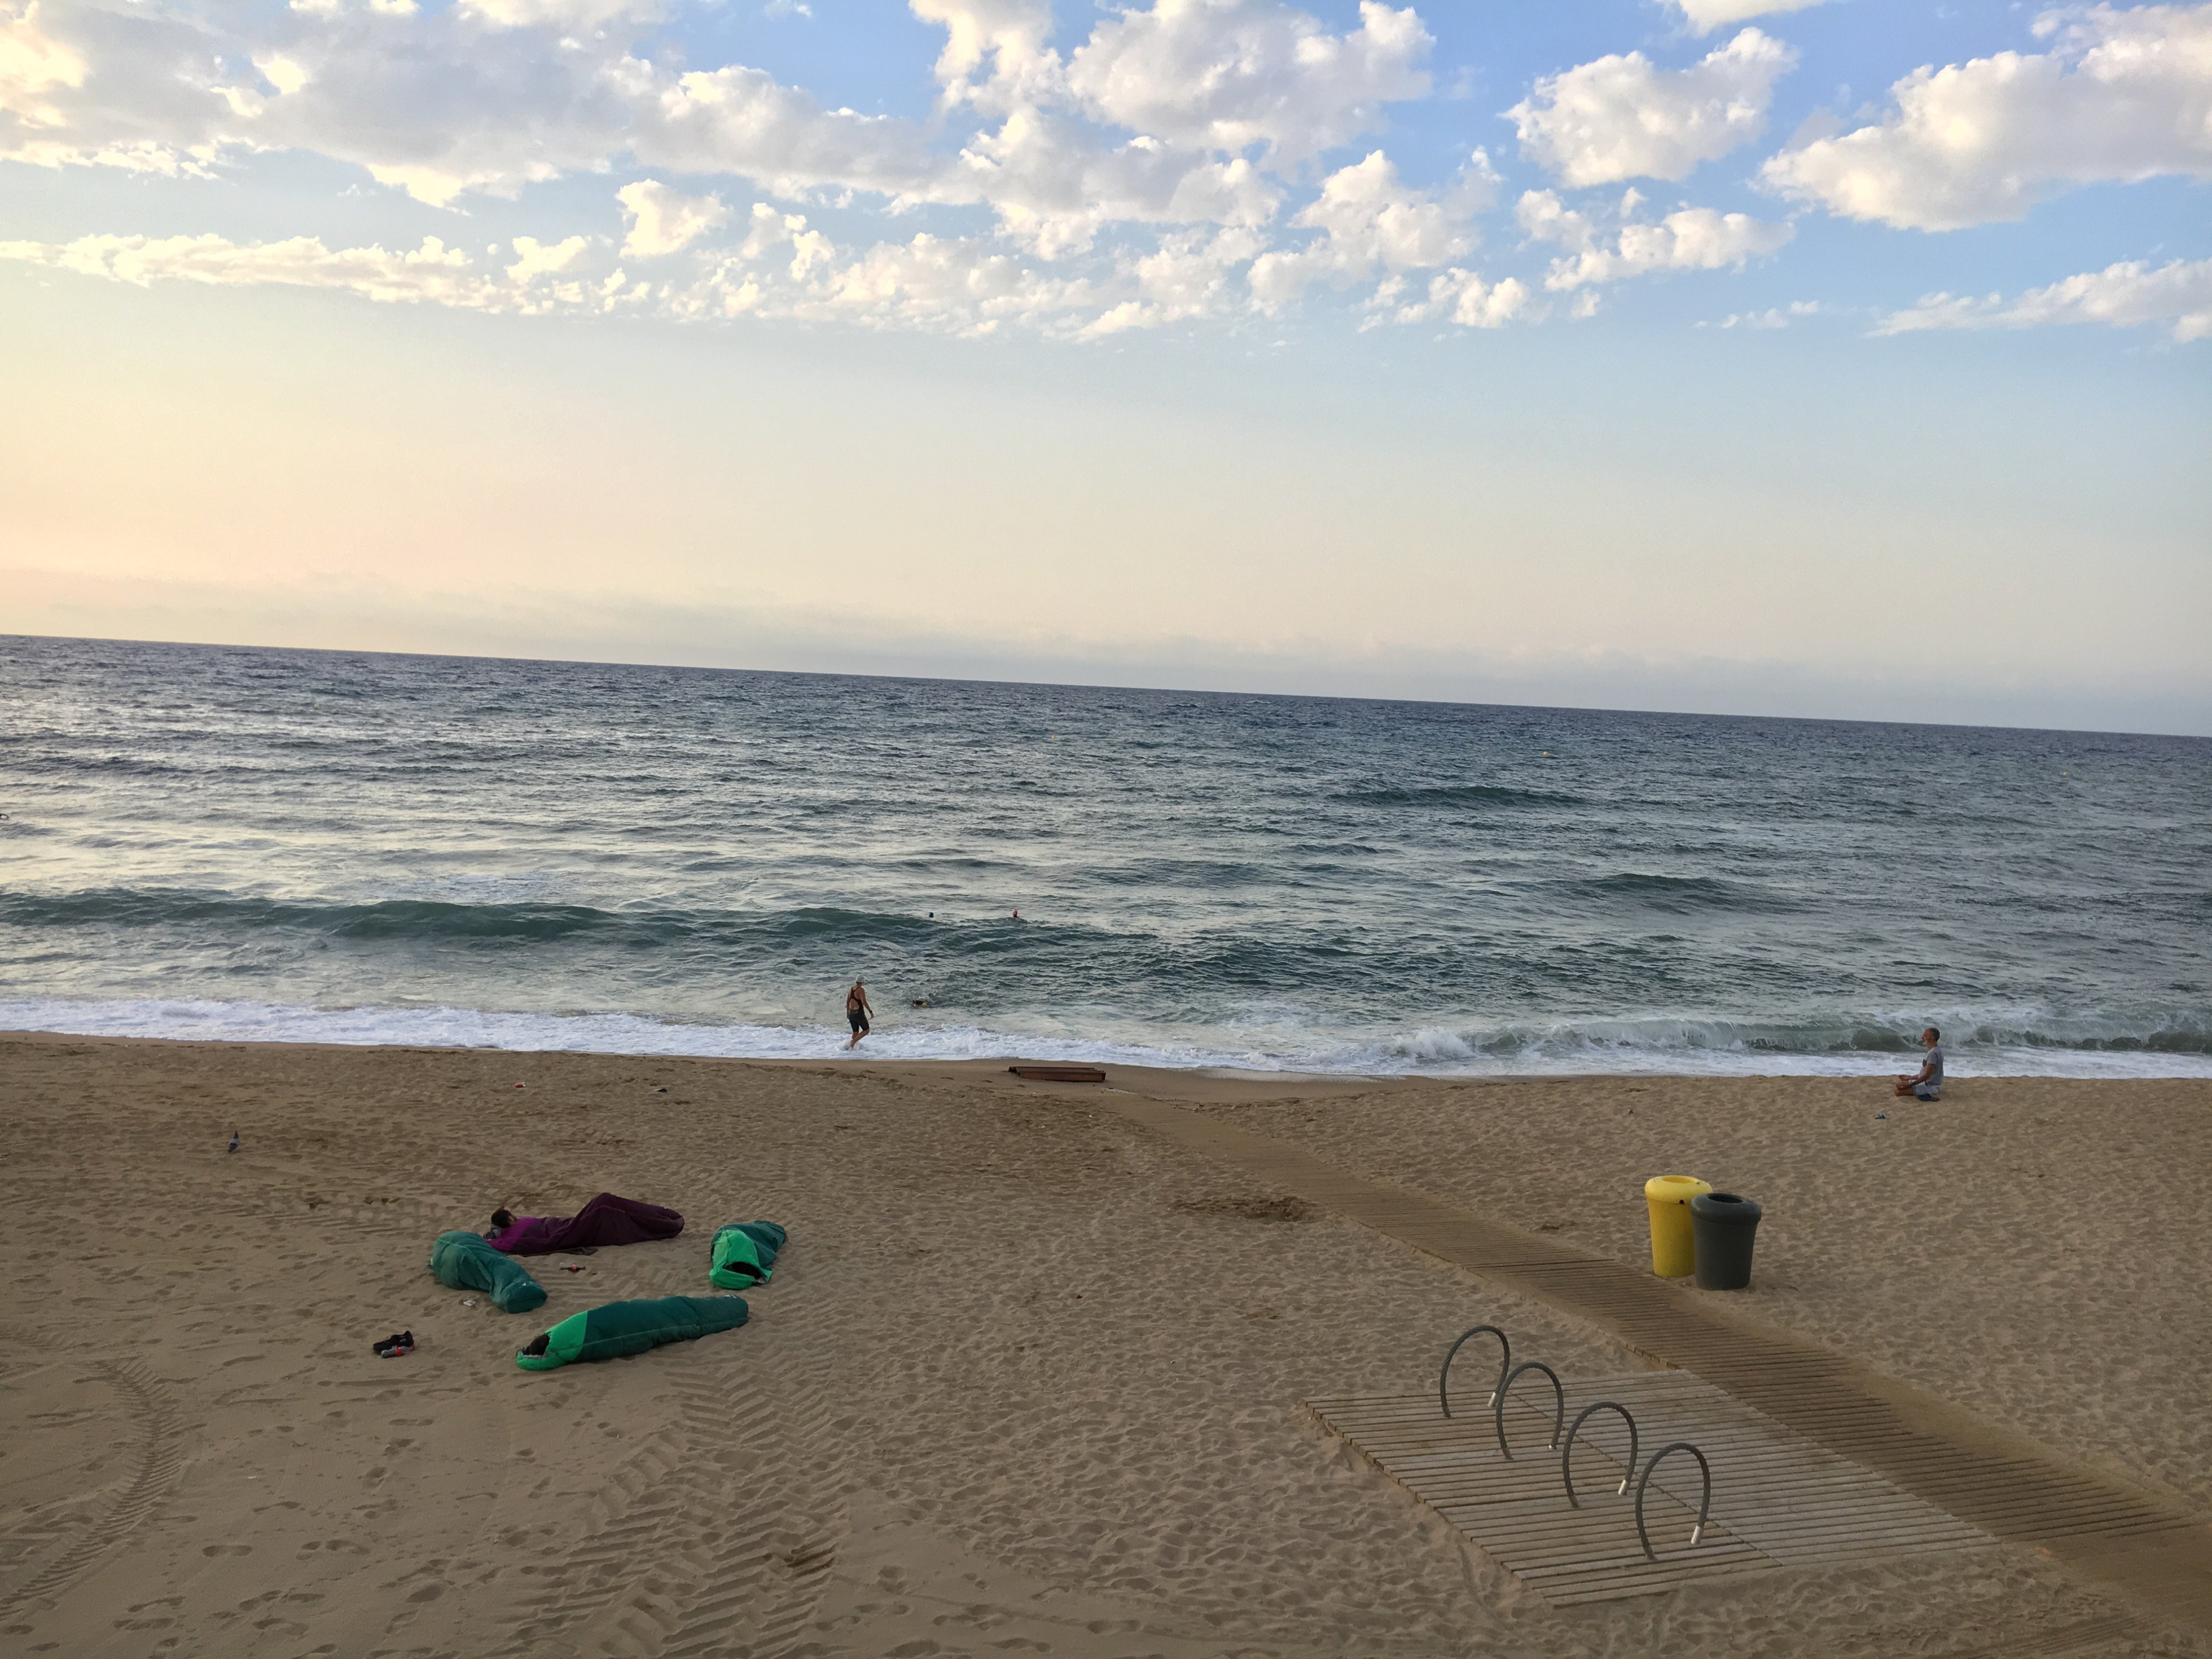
<box><xmin>3</xmin><ymin>995</ymin><xmax>2205</xmax><ymax>1078</ymax></box>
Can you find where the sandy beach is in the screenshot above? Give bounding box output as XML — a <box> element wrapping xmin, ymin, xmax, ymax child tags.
<box><xmin>2</xmin><ymin>1032</ymin><xmax>2207</xmax><ymax>1658</ymax></box>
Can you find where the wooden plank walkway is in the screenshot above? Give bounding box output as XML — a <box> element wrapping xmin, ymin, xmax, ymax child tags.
<box><xmin>1310</xmin><ymin>1374</ymin><xmax>1993</xmax><ymax>1604</ymax></box>
<box><xmin>1093</xmin><ymin>1094</ymin><xmax>2212</xmax><ymax>1630</ymax></box>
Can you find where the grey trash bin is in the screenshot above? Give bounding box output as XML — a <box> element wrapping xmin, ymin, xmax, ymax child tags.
<box><xmin>1690</xmin><ymin>1192</ymin><xmax>1762</xmax><ymax>1290</ymax></box>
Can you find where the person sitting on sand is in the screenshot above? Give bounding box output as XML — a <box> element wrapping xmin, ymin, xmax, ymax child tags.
<box><xmin>846</xmin><ymin>978</ymin><xmax>874</xmax><ymax>1050</ymax></box>
<box><xmin>1893</xmin><ymin>1027</ymin><xmax>1945</xmax><ymax>1100</ymax></box>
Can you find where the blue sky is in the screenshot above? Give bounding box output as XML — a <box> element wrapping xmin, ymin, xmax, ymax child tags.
<box><xmin>2</xmin><ymin>0</ymin><xmax>2208</xmax><ymax>731</ymax></box>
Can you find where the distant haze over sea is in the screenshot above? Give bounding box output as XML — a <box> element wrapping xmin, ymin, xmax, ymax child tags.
<box><xmin>2</xmin><ymin>635</ymin><xmax>2206</xmax><ymax>1077</ymax></box>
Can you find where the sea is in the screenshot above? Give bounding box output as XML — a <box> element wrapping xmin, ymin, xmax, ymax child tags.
<box><xmin>2</xmin><ymin>634</ymin><xmax>2207</xmax><ymax>1078</ymax></box>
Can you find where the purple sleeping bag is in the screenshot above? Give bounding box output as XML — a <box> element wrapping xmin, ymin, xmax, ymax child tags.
<box><xmin>487</xmin><ymin>1193</ymin><xmax>685</xmax><ymax>1255</ymax></box>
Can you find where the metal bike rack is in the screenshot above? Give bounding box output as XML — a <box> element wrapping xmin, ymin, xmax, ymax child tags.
<box><xmin>1439</xmin><ymin>1324</ymin><xmax>1510</xmax><ymax>1418</ymax></box>
<box><xmin>1493</xmin><ymin>1360</ymin><xmax>1564</xmax><ymax>1460</ymax></box>
<box><xmin>1634</xmin><ymin>1441</ymin><xmax>1713</xmax><ymax>1560</ymax></box>
<box><xmin>1560</xmin><ymin>1400</ymin><xmax>1639</xmax><ymax>1509</ymax></box>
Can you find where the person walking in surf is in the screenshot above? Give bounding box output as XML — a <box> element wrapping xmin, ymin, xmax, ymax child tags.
<box><xmin>845</xmin><ymin>978</ymin><xmax>874</xmax><ymax>1049</ymax></box>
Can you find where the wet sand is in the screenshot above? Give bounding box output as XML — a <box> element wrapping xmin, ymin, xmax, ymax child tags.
<box><xmin>2</xmin><ymin>1034</ymin><xmax>2205</xmax><ymax>1658</ymax></box>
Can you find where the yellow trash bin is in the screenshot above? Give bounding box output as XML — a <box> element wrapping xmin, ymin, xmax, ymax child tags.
<box><xmin>1645</xmin><ymin>1175</ymin><xmax>1713</xmax><ymax>1277</ymax></box>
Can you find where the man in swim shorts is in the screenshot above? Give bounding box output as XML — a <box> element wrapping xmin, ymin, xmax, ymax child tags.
<box><xmin>1892</xmin><ymin>1027</ymin><xmax>1945</xmax><ymax>1099</ymax></box>
<box><xmin>846</xmin><ymin>978</ymin><xmax>874</xmax><ymax>1049</ymax></box>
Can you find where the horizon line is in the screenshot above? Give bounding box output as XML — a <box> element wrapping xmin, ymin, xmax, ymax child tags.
<box><xmin>9</xmin><ymin>628</ymin><xmax>2209</xmax><ymax>744</ymax></box>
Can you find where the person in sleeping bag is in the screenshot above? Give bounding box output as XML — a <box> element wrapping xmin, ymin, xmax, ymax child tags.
<box><xmin>483</xmin><ymin>1193</ymin><xmax>685</xmax><ymax>1254</ymax></box>
<box><xmin>430</xmin><ymin>1230</ymin><xmax>547</xmax><ymax>1312</ymax></box>
<box><xmin>515</xmin><ymin>1295</ymin><xmax>749</xmax><ymax>1370</ymax></box>
<box><xmin>708</xmin><ymin>1221</ymin><xmax>788</xmax><ymax>1290</ymax></box>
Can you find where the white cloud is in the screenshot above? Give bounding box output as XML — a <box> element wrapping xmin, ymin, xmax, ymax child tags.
<box><xmin>615</xmin><ymin>179</ymin><xmax>729</xmax><ymax>257</ymax></box>
<box><xmin>952</xmin><ymin>108</ymin><xmax>1281</xmax><ymax>257</ymax></box>
<box><xmin>1</xmin><ymin>1</ymin><xmax>225</xmax><ymax>174</ymax></box>
<box><xmin>1080</xmin><ymin>225</ymin><xmax>1269</xmax><ymax>333</ymax></box>
<box><xmin>1668</xmin><ymin>0</ymin><xmax>1829</xmax><ymax>35</ymax></box>
<box><xmin>1520</xmin><ymin>187</ymin><xmax>1793</xmax><ymax>288</ymax></box>
<box><xmin>0</xmin><ymin>3</ymin><xmax>952</xmax><ymax>208</ymax></box>
<box><xmin>3</xmin><ymin>0</ymin><xmax>1808</xmax><ymax>343</ymax></box>
<box><xmin>1763</xmin><ymin>4</ymin><xmax>2212</xmax><ymax>229</ymax></box>
<box><xmin>254</xmin><ymin>53</ymin><xmax>311</xmax><ymax>97</ymax></box>
<box><xmin>1875</xmin><ymin>257</ymin><xmax>2212</xmax><ymax>342</ymax></box>
<box><xmin>1</xmin><ymin>0</ymin><xmax>85</xmax><ymax>128</ymax></box>
<box><xmin>1508</xmin><ymin>28</ymin><xmax>1797</xmax><ymax>186</ymax></box>
<box><xmin>815</xmin><ymin>233</ymin><xmax>1097</xmax><ymax>330</ymax></box>
<box><xmin>1513</xmin><ymin>185</ymin><xmax>1598</xmax><ymax>252</ymax></box>
<box><xmin>0</xmin><ymin>211</ymin><xmax>1180</xmax><ymax>340</ymax></box>
<box><xmin>0</xmin><ymin>227</ymin><xmax>676</xmax><ymax>320</ymax></box>
<box><xmin>1247</xmin><ymin>149</ymin><xmax>1472</xmax><ymax>308</ymax></box>
<box><xmin>505</xmin><ymin>233</ymin><xmax>593</xmax><ymax>281</ymax></box>
<box><xmin>911</xmin><ymin>0</ymin><xmax>1062</xmax><ymax>113</ymax></box>
<box><xmin>701</xmin><ymin>213</ymin><xmax>1108</xmax><ymax>334</ymax></box>
<box><xmin>0</xmin><ymin>231</ymin><xmax>498</xmax><ymax>305</ymax></box>
<box><xmin>734</xmin><ymin>201</ymin><xmax>836</xmax><ymax>278</ymax></box>
<box><xmin>624</xmin><ymin>64</ymin><xmax>952</xmax><ymax>206</ymax></box>
<box><xmin>8</xmin><ymin>197</ymin><xmax>1447</xmax><ymax>340</ymax></box>
<box><xmin>1066</xmin><ymin>0</ymin><xmax>1431</xmax><ymax>163</ymax></box>
<box><xmin>454</xmin><ymin>0</ymin><xmax>661</xmax><ymax>28</ymax></box>
<box><xmin>1390</xmin><ymin>266</ymin><xmax>1534</xmax><ymax>328</ymax></box>
<box><xmin>0</xmin><ymin>0</ymin><xmax>1425</xmax><ymax>252</ymax></box>
<box><xmin>1710</xmin><ymin>299</ymin><xmax>1819</xmax><ymax>327</ymax></box>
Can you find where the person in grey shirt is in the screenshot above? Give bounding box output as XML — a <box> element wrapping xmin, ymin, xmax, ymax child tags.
<box><xmin>1892</xmin><ymin>1027</ymin><xmax>1945</xmax><ymax>1099</ymax></box>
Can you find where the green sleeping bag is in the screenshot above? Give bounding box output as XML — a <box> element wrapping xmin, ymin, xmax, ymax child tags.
<box><xmin>430</xmin><ymin>1230</ymin><xmax>547</xmax><ymax>1313</ymax></box>
<box><xmin>515</xmin><ymin>1294</ymin><xmax>749</xmax><ymax>1371</ymax></box>
<box><xmin>709</xmin><ymin>1221</ymin><xmax>788</xmax><ymax>1290</ymax></box>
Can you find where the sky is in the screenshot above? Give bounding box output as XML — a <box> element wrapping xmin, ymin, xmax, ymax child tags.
<box><xmin>2</xmin><ymin>0</ymin><xmax>2208</xmax><ymax>733</ymax></box>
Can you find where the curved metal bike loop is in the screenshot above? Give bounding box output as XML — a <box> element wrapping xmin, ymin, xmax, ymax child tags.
<box><xmin>1492</xmin><ymin>1360</ymin><xmax>1564</xmax><ymax>1460</ymax></box>
<box><xmin>1634</xmin><ymin>1441</ymin><xmax>1713</xmax><ymax>1561</ymax></box>
<box><xmin>1560</xmin><ymin>1400</ymin><xmax>1640</xmax><ymax>1509</ymax></box>
<box><xmin>1438</xmin><ymin>1324</ymin><xmax>1510</xmax><ymax>1419</ymax></box>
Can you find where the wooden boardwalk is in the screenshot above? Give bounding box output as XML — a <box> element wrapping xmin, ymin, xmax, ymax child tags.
<box><xmin>1092</xmin><ymin>1093</ymin><xmax>2212</xmax><ymax>1630</ymax></box>
<box><xmin>1310</xmin><ymin>1374</ymin><xmax>1992</xmax><ymax>1604</ymax></box>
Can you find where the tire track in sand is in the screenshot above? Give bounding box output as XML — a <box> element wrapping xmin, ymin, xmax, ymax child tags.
<box><xmin>0</xmin><ymin>1361</ymin><xmax>186</xmax><ymax>1615</ymax></box>
<box><xmin>655</xmin><ymin>1272</ymin><xmax>851</xmax><ymax>1659</ymax></box>
<box><xmin>489</xmin><ymin>1412</ymin><xmax>693</xmax><ymax>1657</ymax></box>
<box><xmin>489</xmin><ymin>1255</ymin><xmax>851</xmax><ymax>1659</ymax></box>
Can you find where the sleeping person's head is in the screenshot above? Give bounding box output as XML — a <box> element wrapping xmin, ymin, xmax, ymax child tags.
<box><xmin>489</xmin><ymin>1208</ymin><xmax>515</xmax><ymax>1233</ymax></box>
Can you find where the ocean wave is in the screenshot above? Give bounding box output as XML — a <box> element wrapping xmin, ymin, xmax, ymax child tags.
<box><xmin>1334</xmin><ymin>783</ymin><xmax>1584</xmax><ymax>809</ymax></box>
<box><xmin>3</xmin><ymin>996</ymin><xmax>2206</xmax><ymax>1078</ymax></box>
<box><xmin>1572</xmin><ymin>872</ymin><xmax>1802</xmax><ymax>914</ymax></box>
<box><xmin>0</xmin><ymin>888</ymin><xmax>964</xmax><ymax>948</ymax></box>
